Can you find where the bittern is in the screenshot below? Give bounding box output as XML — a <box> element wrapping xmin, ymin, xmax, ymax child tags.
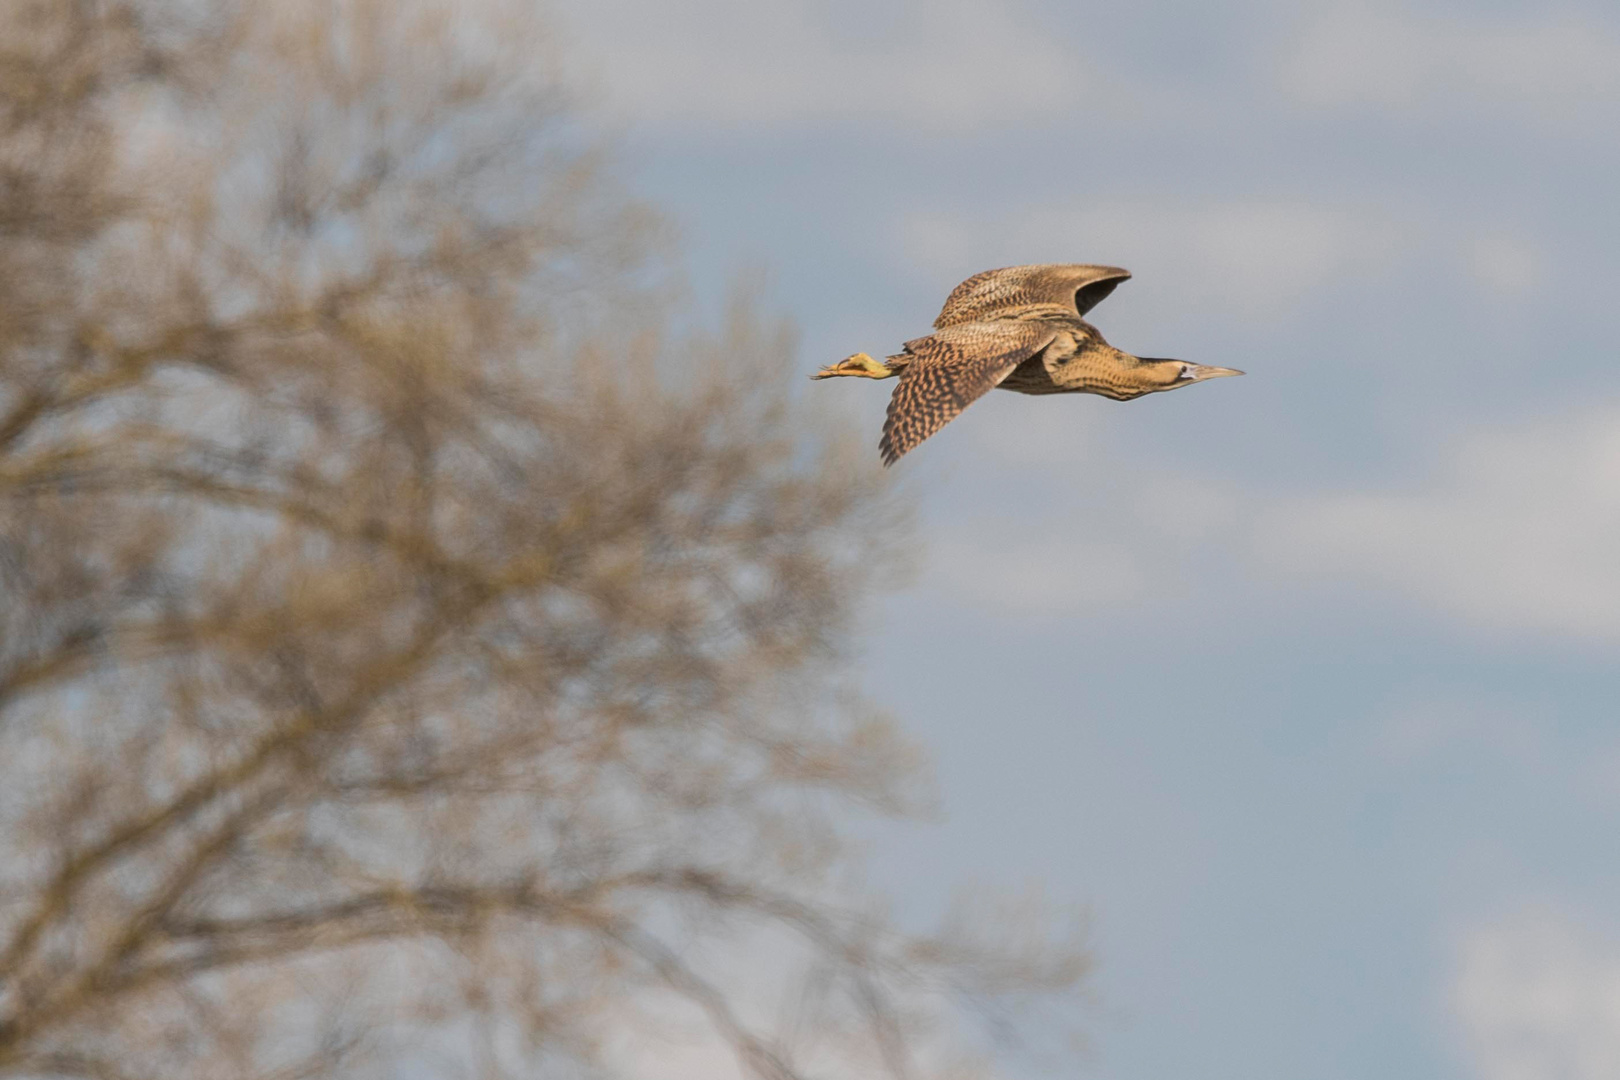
<box><xmin>813</xmin><ymin>264</ymin><xmax>1242</xmax><ymax>465</ymax></box>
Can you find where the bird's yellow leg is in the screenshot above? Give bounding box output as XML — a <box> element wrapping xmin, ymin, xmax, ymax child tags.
<box><xmin>811</xmin><ymin>352</ymin><xmax>895</xmax><ymax>380</ymax></box>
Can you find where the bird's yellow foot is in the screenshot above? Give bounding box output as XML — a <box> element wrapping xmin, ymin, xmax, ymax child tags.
<box><xmin>811</xmin><ymin>352</ymin><xmax>895</xmax><ymax>380</ymax></box>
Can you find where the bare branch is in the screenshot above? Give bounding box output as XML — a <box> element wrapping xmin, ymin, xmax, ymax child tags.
<box><xmin>0</xmin><ymin>3</ymin><xmax>1088</xmax><ymax>1078</ymax></box>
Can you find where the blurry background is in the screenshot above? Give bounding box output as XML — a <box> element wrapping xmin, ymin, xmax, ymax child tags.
<box><xmin>3</xmin><ymin>1</ymin><xmax>1619</xmax><ymax>1079</ymax></box>
<box><xmin>552</xmin><ymin>1</ymin><xmax>1620</xmax><ymax>1078</ymax></box>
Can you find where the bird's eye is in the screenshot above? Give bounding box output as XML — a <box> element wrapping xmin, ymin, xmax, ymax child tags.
<box><xmin>1178</xmin><ymin>364</ymin><xmax>1194</xmax><ymax>380</ymax></box>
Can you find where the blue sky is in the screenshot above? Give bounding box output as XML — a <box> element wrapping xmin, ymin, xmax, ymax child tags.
<box><xmin>552</xmin><ymin>2</ymin><xmax>1620</xmax><ymax>1077</ymax></box>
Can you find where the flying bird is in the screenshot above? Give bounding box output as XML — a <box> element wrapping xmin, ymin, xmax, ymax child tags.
<box><xmin>812</xmin><ymin>264</ymin><xmax>1242</xmax><ymax>465</ymax></box>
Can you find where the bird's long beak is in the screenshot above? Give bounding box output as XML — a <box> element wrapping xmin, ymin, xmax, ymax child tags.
<box><xmin>1183</xmin><ymin>363</ymin><xmax>1244</xmax><ymax>382</ymax></box>
<box><xmin>811</xmin><ymin>352</ymin><xmax>895</xmax><ymax>380</ymax></box>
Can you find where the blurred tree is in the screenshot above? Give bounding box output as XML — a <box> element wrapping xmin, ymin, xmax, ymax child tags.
<box><xmin>0</xmin><ymin>2</ymin><xmax>1088</xmax><ymax>1078</ymax></box>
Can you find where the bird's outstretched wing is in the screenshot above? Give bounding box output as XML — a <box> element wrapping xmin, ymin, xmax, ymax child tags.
<box><xmin>934</xmin><ymin>264</ymin><xmax>1131</xmax><ymax>328</ymax></box>
<box><xmin>880</xmin><ymin>320</ymin><xmax>1056</xmax><ymax>465</ymax></box>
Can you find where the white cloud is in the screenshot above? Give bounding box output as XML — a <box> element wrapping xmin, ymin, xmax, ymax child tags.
<box><xmin>1469</xmin><ymin>230</ymin><xmax>1550</xmax><ymax>299</ymax></box>
<box><xmin>558</xmin><ymin>0</ymin><xmax>1093</xmax><ymax>132</ymax></box>
<box><xmin>960</xmin><ymin>390</ymin><xmax>1113</xmax><ymax>470</ymax></box>
<box><xmin>929</xmin><ymin>400</ymin><xmax>1620</xmax><ymax>638</ymax></box>
<box><xmin>1451</xmin><ymin>907</ymin><xmax>1620</xmax><ymax>1080</ymax></box>
<box><xmin>1259</xmin><ymin>406</ymin><xmax>1620</xmax><ymax>640</ymax></box>
<box><xmin>898</xmin><ymin>199</ymin><xmax>1413</xmax><ymax>317</ymax></box>
<box><xmin>1132</xmin><ymin>472</ymin><xmax>1242</xmax><ymax>543</ymax></box>
<box><xmin>920</xmin><ymin>428</ymin><xmax>1241</xmax><ymax>618</ymax></box>
<box><xmin>1368</xmin><ymin>692</ymin><xmax>1620</xmax><ymax>818</ymax></box>
<box><xmin>1282</xmin><ymin>7</ymin><xmax>1620</xmax><ymax>118</ymax></box>
<box><xmin>915</xmin><ymin>397</ymin><xmax>1233</xmax><ymax>617</ymax></box>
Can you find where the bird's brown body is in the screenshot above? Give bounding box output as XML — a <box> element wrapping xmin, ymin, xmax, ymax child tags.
<box><xmin>813</xmin><ymin>264</ymin><xmax>1242</xmax><ymax>464</ymax></box>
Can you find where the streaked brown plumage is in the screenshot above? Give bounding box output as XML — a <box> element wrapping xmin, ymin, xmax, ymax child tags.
<box><xmin>812</xmin><ymin>263</ymin><xmax>1243</xmax><ymax>465</ymax></box>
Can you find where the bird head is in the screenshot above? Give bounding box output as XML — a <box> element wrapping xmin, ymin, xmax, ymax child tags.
<box><xmin>810</xmin><ymin>353</ymin><xmax>896</xmax><ymax>380</ymax></box>
<box><xmin>1139</xmin><ymin>358</ymin><xmax>1245</xmax><ymax>392</ymax></box>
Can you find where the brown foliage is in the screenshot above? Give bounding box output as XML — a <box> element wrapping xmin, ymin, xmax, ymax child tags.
<box><xmin>0</xmin><ymin>3</ymin><xmax>1089</xmax><ymax>1077</ymax></box>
